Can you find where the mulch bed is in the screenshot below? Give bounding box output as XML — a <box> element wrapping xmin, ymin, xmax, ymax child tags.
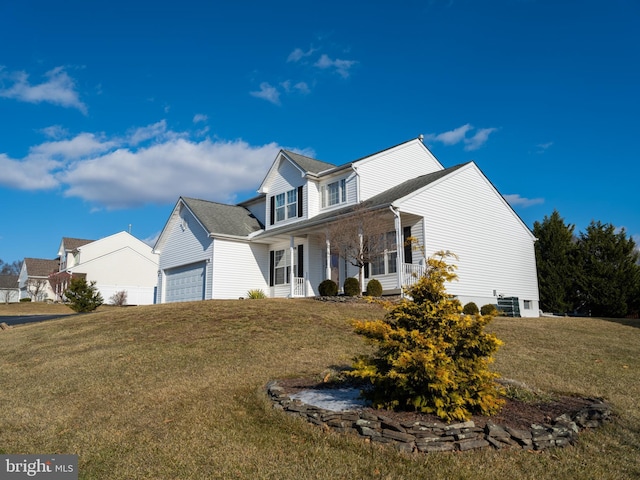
<box><xmin>275</xmin><ymin>376</ymin><xmax>595</xmax><ymax>430</ymax></box>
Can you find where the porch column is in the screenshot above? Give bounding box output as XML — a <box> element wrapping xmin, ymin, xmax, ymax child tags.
<box><xmin>390</xmin><ymin>207</ymin><xmax>404</xmax><ymax>290</ymax></box>
<box><xmin>290</xmin><ymin>236</ymin><xmax>295</xmax><ymax>298</ymax></box>
<box><xmin>325</xmin><ymin>234</ymin><xmax>331</xmax><ymax>280</ymax></box>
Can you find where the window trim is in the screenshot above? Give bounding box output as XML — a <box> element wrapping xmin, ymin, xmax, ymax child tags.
<box><xmin>321</xmin><ymin>178</ymin><xmax>347</xmax><ymax>208</ymax></box>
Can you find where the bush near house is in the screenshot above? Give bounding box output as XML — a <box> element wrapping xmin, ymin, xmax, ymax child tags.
<box><xmin>349</xmin><ymin>252</ymin><xmax>504</xmax><ymax>422</ymax></box>
<box><xmin>318</xmin><ymin>279</ymin><xmax>338</xmax><ymax>297</ymax></box>
<box><xmin>365</xmin><ymin>279</ymin><xmax>383</xmax><ymax>297</ymax></box>
<box><xmin>481</xmin><ymin>304</ymin><xmax>499</xmax><ymax>316</ymax></box>
<box><xmin>65</xmin><ymin>278</ymin><xmax>104</xmax><ymax>313</ymax></box>
<box><xmin>343</xmin><ymin>277</ymin><xmax>360</xmax><ymax>297</ymax></box>
<box><xmin>462</xmin><ymin>302</ymin><xmax>479</xmax><ymax>315</ymax></box>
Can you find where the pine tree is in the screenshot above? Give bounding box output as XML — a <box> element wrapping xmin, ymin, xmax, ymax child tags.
<box><xmin>576</xmin><ymin>221</ymin><xmax>640</xmax><ymax>318</ymax></box>
<box><xmin>533</xmin><ymin>210</ymin><xmax>577</xmax><ymax>314</ymax></box>
<box><xmin>348</xmin><ymin>252</ymin><xmax>504</xmax><ymax>422</ymax></box>
<box><xmin>65</xmin><ymin>277</ymin><xmax>104</xmax><ymax>313</ymax></box>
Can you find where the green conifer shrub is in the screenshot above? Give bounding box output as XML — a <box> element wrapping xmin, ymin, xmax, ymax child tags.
<box><xmin>481</xmin><ymin>304</ymin><xmax>498</xmax><ymax>316</ymax></box>
<box><xmin>343</xmin><ymin>277</ymin><xmax>360</xmax><ymax>297</ymax></box>
<box><xmin>318</xmin><ymin>279</ymin><xmax>338</xmax><ymax>297</ymax></box>
<box><xmin>365</xmin><ymin>279</ymin><xmax>383</xmax><ymax>297</ymax></box>
<box><xmin>462</xmin><ymin>302</ymin><xmax>479</xmax><ymax>315</ymax></box>
<box><xmin>349</xmin><ymin>252</ymin><xmax>504</xmax><ymax>421</ymax></box>
<box><xmin>65</xmin><ymin>277</ymin><xmax>103</xmax><ymax>313</ymax></box>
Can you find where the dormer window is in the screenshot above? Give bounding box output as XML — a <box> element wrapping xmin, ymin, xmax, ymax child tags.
<box><xmin>270</xmin><ymin>186</ymin><xmax>303</xmax><ymax>225</ymax></box>
<box><xmin>321</xmin><ymin>178</ymin><xmax>346</xmax><ymax>208</ymax></box>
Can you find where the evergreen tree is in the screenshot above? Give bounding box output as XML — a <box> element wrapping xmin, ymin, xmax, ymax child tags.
<box><xmin>349</xmin><ymin>252</ymin><xmax>504</xmax><ymax>422</ymax></box>
<box><xmin>65</xmin><ymin>277</ymin><xmax>103</xmax><ymax>313</ymax></box>
<box><xmin>576</xmin><ymin>221</ymin><xmax>640</xmax><ymax>318</ymax></box>
<box><xmin>533</xmin><ymin>210</ymin><xmax>577</xmax><ymax>313</ymax></box>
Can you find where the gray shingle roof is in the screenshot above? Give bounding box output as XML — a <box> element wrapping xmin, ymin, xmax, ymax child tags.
<box><xmin>23</xmin><ymin>258</ymin><xmax>60</xmax><ymax>277</ymax></box>
<box><xmin>62</xmin><ymin>237</ymin><xmax>94</xmax><ymax>251</ymax></box>
<box><xmin>0</xmin><ymin>274</ymin><xmax>18</xmax><ymax>289</ymax></box>
<box><xmin>182</xmin><ymin>197</ymin><xmax>264</xmax><ymax>237</ymax></box>
<box><xmin>282</xmin><ymin>150</ymin><xmax>336</xmax><ymax>174</ymax></box>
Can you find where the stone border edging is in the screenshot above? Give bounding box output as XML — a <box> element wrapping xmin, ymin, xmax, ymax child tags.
<box><xmin>266</xmin><ymin>381</ymin><xmax>611</xmax><ymax>453</ymax></box>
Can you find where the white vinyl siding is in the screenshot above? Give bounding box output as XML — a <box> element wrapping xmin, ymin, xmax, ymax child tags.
<box><xmin>319</xmin><ymin>173</ymin><xmax>356</xmax><ymax>211</ymax></box>
<box><xmin>212</xmin><ymin>239</ymin><xmax>268</xmax><ymax>299</ymax></box>
<box><xmin>355</xmin><ymin>139</ymin><xmax>443</xmax><ymax>201</ymax></box>
<box><xmin>157</xmin><ymin>206</ymin><xmax>213</xmax><ymax>303</ymax></box>
<box><xmin>398</xmin><ymin>163</ymin><xmax>539</xmax><ymax>317</ymax></box>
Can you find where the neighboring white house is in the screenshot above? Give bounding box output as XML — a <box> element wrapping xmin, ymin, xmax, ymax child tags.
<box><xmin>19</xmin><ymin>258</ymin><xmax>60</xmax><ymax>301</ymax></box>
<box><xmin>0</xmin><ymin>274</ymin><xmax>20</xmax><ymax>303</ymax></box>
<box><xmin>153</xmin><ymin>137</ymin><xmax>540</xmax><ymax>316</ymax></box>
<box><xmin>55</xmin><ymin>232</ymin><xmax>160</xmax><ymax>305</ymax></box>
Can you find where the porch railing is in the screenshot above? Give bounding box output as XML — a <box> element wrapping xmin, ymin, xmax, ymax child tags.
<box><xmin>292</xmin><ymin>277</ymin><xmax>306</xmax><ymax>297</ymax></box>
<box><xmin>403</xmin><ymin>263</ymin><xmax>426</xmax><ymax>287</ymax></box>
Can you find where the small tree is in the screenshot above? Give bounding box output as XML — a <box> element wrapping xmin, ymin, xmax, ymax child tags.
<box><xmin>349</xmin><ymin>252</ymin><xmax>504</xmax><ymax>422</ymax></box>
<box><xmin>65</xmin><ymin>278</ymin><xmax>103</xmax><ymax>313</ymax></box>
<box><xmin>25</xmin><ymin>278</ymin><xmax>49</xmax><ymax>302</ymax></box>
<box><xmin>109</xmin><ymin>290</ymin><xmax>128</xmax><ymax>306</ymax></box>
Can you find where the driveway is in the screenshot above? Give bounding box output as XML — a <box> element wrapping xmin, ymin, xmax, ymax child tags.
<box><xmin>0</xmin><ymin>314</ymin><xmax>75</xmax><ymax>326</ymax></box>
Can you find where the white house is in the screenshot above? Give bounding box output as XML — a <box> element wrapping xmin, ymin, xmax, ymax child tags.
<box><xmin>153</xmin><ymin>137</ymin><xmax>540</xmax><ymax>316</ymax></box>
<box><xmin>56</xmin><ymin>232</ymin><xmax>160</xmax><ymax>305</ymax></box>
<box><xmin>19</xmin><ymin>258</ymin><xmax>60</xmax><ymax>301</ymax></box>
<box><xmin>0</xmin><ymin>274</ymin><xmax>20</xmax><ymax>303</ymax></box>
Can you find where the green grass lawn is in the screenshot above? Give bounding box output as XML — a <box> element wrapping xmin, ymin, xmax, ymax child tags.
<box><xmin>1</xmin><ymin>299</ymin><xmax>639</xmax><ymax>479</ymax></box>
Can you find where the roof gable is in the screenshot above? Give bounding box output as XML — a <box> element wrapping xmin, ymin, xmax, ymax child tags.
<box><xmin>58</xmin><ymin>237</ymin><xmax>94</xmax><ymax>256</ymax></box>
<box><xmin>182</xmin><ymin>197</ymin><xmax>264</xmax><ymax>237</ymax></box>
<box><xmin>23</xmin><ymin>258</ymin><xmax>59</xmax><ymax>277</ymax></box>
<box><xmin>0</xmin><ymin>274</ymin><xmax>18</xmax><ymax>289</ymax></box>
<box><xmin>258</xmin><ymin>150</ymin><xmax>336</xmax><ymax>193</ymax></box>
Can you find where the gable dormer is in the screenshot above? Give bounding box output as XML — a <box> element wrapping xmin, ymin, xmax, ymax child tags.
<box><xmin>259</xmin><ymin>150</ymin><xmax>336</xmax><ymax>230</ymax></box>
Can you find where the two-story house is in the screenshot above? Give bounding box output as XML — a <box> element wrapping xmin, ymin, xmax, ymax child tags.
<box><xmin>153</xmin><ymin>137</ymin><xmax>540</xmax><ymax>316</ymax></box>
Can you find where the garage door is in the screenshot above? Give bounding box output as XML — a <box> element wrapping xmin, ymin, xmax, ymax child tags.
<box><xmin>164</xmin><ymin>262</ymin><xmax>206</xmax><ymax>303</ymax></box>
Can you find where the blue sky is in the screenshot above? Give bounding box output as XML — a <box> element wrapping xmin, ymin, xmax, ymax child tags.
<box><xmin>1</xmin><ymin>0</ymin><xmax>638</xmax><ymax>263</ymax></box>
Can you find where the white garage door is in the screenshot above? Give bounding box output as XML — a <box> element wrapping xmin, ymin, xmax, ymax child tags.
<box><xmin>165</xmin><ymin>262</ymin><xmax>206</xmax><ymax>303</ymax></box>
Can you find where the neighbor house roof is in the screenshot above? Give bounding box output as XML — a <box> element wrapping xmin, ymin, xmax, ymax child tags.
<box><xmin>0</xmin><ymin>274</ymin><xmax>18</xmax><ymax>289</ymax></box>
<box><xmin>23</xmin><ymin>258</ymin><xmax>60</xmax><ymax>277</ymax></box>
<box><xmin>61</xmin><ymin>237</ymin><xmax>94</xmax><ymax>251</ymax></box>
<box><xmin>182</xmin><ymin>197</ymin><xmax>264</xmax><ymax>237</ymax></box>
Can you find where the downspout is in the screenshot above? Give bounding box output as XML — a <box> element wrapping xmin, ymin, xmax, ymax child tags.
<box><xmin>389</xmin><ymin>206</ymin><xmax>404</xmax><ymax>294</ymax></box>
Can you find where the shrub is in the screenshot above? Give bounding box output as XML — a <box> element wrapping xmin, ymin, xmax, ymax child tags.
<box><xmin>343</xmin><ymin>277</ymin><xmax>360</xmax><ymax>297</ymax></box>
<box><xmin>246</xmin><ymin>289</ymin><xmax>266</xmax><ymax>299</ymax></box>
<box><xmin>318</xmin><ymin>279</ymin><xmax>338</xmax><ymax>297</ymax></box>
<box><xmin>65</xmin><ymin>278</ymin><xmax>103</xmax><ymax>313</ymax></box>
<box><xmin>349</xmin><ymin>252</ymin><xmax>504</xmax><ymax>422</ymax></box>
<box><xmin>19</xmin><ymin>297</ymin><xmax>31</xmax><ymax>302</ymax></box>
<box><xmin>481</xmin><ymin>304</ymin><xmax>499</xmax><ymax>316</ymax></box>
<box><xmin>365</xmin><ymin>279</ymin><xmax>383</xmax><ymax>297</ymax></box>
<box><xmin>109</xmin><ymin>290</ymin><xmax>128</xmax><ymax>306</ymax></box>
<box><xmin>463</xmin><ymin>302</ymin><xmax>479</xmax><ymax>315</ymax></box>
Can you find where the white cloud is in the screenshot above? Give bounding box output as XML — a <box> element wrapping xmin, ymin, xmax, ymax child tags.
<box><xmin>424</xmin><ymin>124</ymin><xmax>497</xmax><ymax>150</ymax></box>
<box><xmin>0</xmin><ymin>66</ymin><xmax>87</xmax><ymax>114</ymax></box>
<box><xmin>250</xmin><ymin>82</ymin><xmax>281</xmax><ymax>105</ymax></box>
<box><xmin>314</xmin><ymin>54</ymin><xmax>357</xmax><ymax>78</ymax></box>
<box><xmin>464</xmin><ymin>127</ymin><xmax>498</xmax><ymax>151</ymax></box>
<box><xmin>0</xmin><ymin>121</ymin><xmax>288</xmax><ymax>209</ymax></box>
<box><xmin>60</xmin><ymin>138</ymin><xmax>282</xmax><ymax>208</ymax></box>
<box><xmin>40</xmin><ymin>125</ymin><xmax>69</xmax><ymax>139</ymax></box>
<box><xmin>193</xmin><ymin>114</ymin><xmax>208</xmax><ymax>123</ymax></box>
<box><xmin>503</xmin><ymin>194</ymin><xmax>544</xmax><ymax>208</ymax></box>
<box><xmin>287</xmin><ymin>47</ymin><xmax>316</xmax><ymax>63</ymax></box>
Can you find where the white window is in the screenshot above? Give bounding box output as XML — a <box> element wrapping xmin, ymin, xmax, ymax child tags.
<box><xmin>287</xmin><ymin>189</ymin><xmax>297</xmax><ymax>219</ymax></box>
<box><xmin>321</xmin><ymin>178</ymin><xmax>347</xmax><ymax>208</ymax></box>
<box><xmin>371</xmin><ymin>231</ymin><xmax>398</xmax><ymax>276</ymax></box>
<box><xmin>274</xmin><ymin>188</ymin><xmax>298</xmax><ymax>223</ymax></box>
<box><xmin>275</xmin><ymin>193</ymin><xmax>285</xmax><ymax>222</ymax></box>
<box><xmin>274</xmin><ymin>250</ymin><xmax>290</xmax><ymax>285</ymax></box>
<box><xmin>524</xmin><ymin>300</ymin><xmax>532</xmax><ymax>310</ymax></box>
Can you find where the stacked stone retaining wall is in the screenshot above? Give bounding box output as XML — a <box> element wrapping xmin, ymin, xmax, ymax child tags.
<box><xmin>267</xmin><ymin>381</ymin><xmax>611</xmax><ymax>454</ymax></box>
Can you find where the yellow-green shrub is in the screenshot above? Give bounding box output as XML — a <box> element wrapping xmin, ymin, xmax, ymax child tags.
<box><xmin>349</xmin><ymin>252</ymin><xmax>504</xmax><ymax>421</ymax></box>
